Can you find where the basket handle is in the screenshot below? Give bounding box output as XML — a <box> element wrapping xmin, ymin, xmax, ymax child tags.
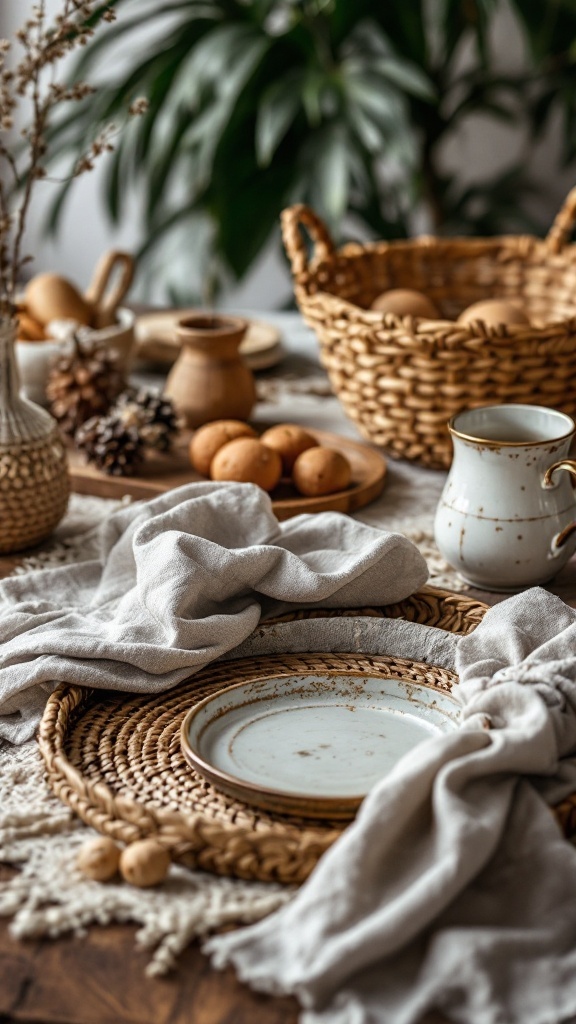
<box><xmin>281</xmin><ymin>204</ymin><xmax>335</xmax><ymax>276</ymax></box>
<box><xmin>546</xmin><ymin>187</ymin><xmax>576</xmax><ymax>253</ymax></box>
<box><xmin>85</xmin><ymin>250</ymin><xmax>135</xmax><ymax>328</ymax></box>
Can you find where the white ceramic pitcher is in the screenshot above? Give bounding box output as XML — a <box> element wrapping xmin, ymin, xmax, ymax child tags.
<box><xmin>434</xmin><ymin>404</ymin><xmax>576</xmax><ymax>591</ymax></box>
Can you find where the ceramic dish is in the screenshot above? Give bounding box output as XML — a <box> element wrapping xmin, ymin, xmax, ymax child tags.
<box><xmin>180</xmin><ymin>671</ymin><xmax>460</xmax><ymax>819</ymax></box>
<box><xmin>135</xmin><ymin>310</ymin><xmax>284</xmax><ymax>370</ymax></box>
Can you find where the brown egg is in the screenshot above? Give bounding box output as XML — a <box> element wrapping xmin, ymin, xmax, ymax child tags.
<box><xmin>190</xmin><ymin>420</ymin><xmax>257</xmax><ymax>476</ymax></box>
<box><xmin>25</xmin><ymin>273</ymin><xmax>93</xmax><ymax>327</ymax></box>
<box><xmin>292</xmin><ymin>447</ymin><xmax>352</xmax><ymax>497</ymax></box>
<box><xmin>260</xmin><ymin>424</ymin><xmax>317</xmax><ymax>475</ymax></box>
<box><xmin>17</xmin><ymin>311</ymin><xmax>45</xmax><ymax>341</ymax></box>
<box><xmin>211</xmin><ymin>438</ymin><xmax>282</xmax><ymax>491</ymax></box>
<box><xmin>457</xmin><ymin>299</ymin><xmax>529</xmax><ymax>328</ymax></box>
<box><xmin>370</xmin><ymin>288</ymin><xmax>440</xmax><ymax>319</ymax></box>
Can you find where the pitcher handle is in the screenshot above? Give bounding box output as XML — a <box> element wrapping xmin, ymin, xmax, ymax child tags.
<box><xmin>543</xmin><ymin>460</ymin><xmax>576</xmax><ymax>551</ymax></box>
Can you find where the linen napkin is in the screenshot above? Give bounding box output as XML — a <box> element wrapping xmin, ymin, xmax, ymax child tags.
<box><xmin>0</xmin><ymin>481</ymin><xmax>427</xmax><ymax>743</ymax></box>
<box><xmin>206</xmin><ymin>588</ymin><xmax>576</xmax><ymax>1024</ymax></box>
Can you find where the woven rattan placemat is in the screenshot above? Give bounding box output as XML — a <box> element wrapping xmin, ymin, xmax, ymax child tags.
<box><xmin>38</xmin><ymin>589</ymin><xmax>576</xmax><ymax>884</ymax></box>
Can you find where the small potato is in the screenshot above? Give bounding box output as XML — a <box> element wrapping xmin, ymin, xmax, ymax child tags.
<box><xmin>211</xmin><ymin>437</ymin><xmax>282</xmax><ymax>491</ymax></box>
<box><xmin>77</xmin><ymin>836</ymin><xmax>121</xmax><ymax>882</ymax></box>
<box><xmin>292</xmin><ymin>446</ymin><xmax>352</xmax><ymax>497</ymax></box>
<box><xmin>189</xmin><ymin>420</ymin><xmax>257</xmax><ymax>476</ymax></box>
<box><xmin>119</xmin><ymin>839</ymin><xmax>171</xmax><ymax>888</ymax></box>
<box><xmin>260</xmin><ymin>424</ymin><xmax>317</xmax><ymax>475</ymax></box>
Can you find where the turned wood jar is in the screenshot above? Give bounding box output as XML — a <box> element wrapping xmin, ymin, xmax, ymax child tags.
<box><xmin>163</xmin><ymin>314</ymin><xmax>256</xmax><ymax>428</ymax></box>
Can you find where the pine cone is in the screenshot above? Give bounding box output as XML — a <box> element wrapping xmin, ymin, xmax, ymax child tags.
<box><xmin>46</xmin><ymin>335</ymin><xmax>125</xmax><ymax>437</ymax></box>
<box><xmin>75</xmin><ymin>414</ymin><xmax>144</xmax><ymax>476</ymax></box>
<box><xmin>114</xmin><ymin>388</ymin><xmax>180</xmax><ymax>451</ymax></box>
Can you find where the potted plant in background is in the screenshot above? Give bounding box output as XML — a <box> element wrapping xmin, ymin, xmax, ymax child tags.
<box><xmin>44</xmin><ymin>0</ymin><xmax>576</xmax><ymax>304</ymax></box>
<box><xmin>0</xmin><ymin>0</ymin><xmax>145</xmax><ymax>554</ymax></box>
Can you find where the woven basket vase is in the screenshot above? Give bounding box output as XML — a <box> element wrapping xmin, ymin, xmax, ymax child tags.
<box><xmin>282</xmin><ymin>189</ymin><xmax>576</xmax><ymax>469</ymax></box>
<box><xmin>0</xmin><ymin>318</ymin><xmax>69</xmax><ymax>553</ymax></box>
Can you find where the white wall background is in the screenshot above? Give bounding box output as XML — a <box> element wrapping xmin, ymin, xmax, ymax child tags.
<box><xmin>2</xmin><ymin>1</ymin><xmax>575</xmax><ymax>310</ymax></box>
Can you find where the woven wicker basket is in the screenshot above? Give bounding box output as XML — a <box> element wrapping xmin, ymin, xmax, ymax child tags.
<box><xmin>281</xmin><ymin>189</ymin><xmax>576</xmax><ymax>469</ymax></box>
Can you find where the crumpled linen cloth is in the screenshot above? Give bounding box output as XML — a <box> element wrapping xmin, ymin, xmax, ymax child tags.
<box><xmin>206</xmin><ymin>589</ymin><xmax>576</xmax><ymax>1024</ymax></box>
<box><xmin>0</xmin><ymin>481</ymin><xmax>427</xmax><ymax>744</ymax></box>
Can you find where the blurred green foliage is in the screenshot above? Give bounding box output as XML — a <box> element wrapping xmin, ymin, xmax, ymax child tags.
<box><xmin>47</xmin><ymin>0</ymin><xmax>576</xmax><ymax>301</ymax></box>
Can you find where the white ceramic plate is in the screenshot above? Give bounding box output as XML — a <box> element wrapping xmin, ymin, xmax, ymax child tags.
<box><xmin>181</xmin><ymin>672</ymin><xmax>460</xmax><ymax>819</ymax></box>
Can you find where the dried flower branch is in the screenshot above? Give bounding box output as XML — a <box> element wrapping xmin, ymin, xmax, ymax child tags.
<box><xmin>0</xmin><ymin>0</ymin><xmax>148</xmax><ymax>318</ymax></box>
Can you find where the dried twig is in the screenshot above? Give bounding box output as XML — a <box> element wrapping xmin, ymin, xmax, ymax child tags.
<box><xmin>0</xmin><ymin>0</ymin><xmax>147</xmax><ymax>317</ymax></box>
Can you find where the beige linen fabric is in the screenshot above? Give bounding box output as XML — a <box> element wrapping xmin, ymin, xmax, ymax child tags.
<box><xmin>0</xmin><ymin>480</ymin><xmax>428</xmax><ymax>743</ymax></box>
<box><xmin>207</xmin><ymin>590</ymin><xmax>576</xmax><ymax>1024</ymax></box>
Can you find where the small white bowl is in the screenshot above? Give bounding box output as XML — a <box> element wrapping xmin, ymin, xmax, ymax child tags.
<box><xmin>16</xmin><ymin>307</ymin><xmax>136</xmax><ymax>406</ymax></box>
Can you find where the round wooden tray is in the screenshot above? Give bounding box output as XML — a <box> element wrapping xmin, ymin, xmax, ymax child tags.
<box><xmin>42</xmin><ymin>589</ymin><xmax>566</xmax><ymax>886</ymax></box>
<box><xmin>271</xmin><ymin>428</ymin><xmax>386</xmax><ymax>519</ymax></box>
<box><xmin>68</xmin><ymin>427</ymin><xmax>388</xmax><ymax>519</ymax></box>
<box><xmin>135</xmin><ymin>310</ymin><xmax>284</xmax><ymax>370</ymax></box>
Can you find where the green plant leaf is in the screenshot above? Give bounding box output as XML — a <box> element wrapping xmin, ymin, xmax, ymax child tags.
<box><xmin>256</xmin><ymin>72</ymin><xmax>304</xmax><ymax>166</ymax></box>
<box><xmin>70</xmin><ymin>2</ymin><xmax>205</xmax><ymax>79</ymax></box>
<box><xmin>307</xmin><ymin>122</ymin><xmax>350</xmax><ymax>225</ymax></box>
<box><xmin>145</xmin><ymin>107</ymin><xmax>194</xmax><ymax>222</ymax></box>
<box><xmin>41</xmin><ymin>0</ymin><xmax>576</xmax><ymax>300</ymax></box>
<box><xmin>346</xmin><ymin>101</ymin><xmax>387</xmax><ymax>153</ymax></box>
<box><xmin>179</xmin><ymin>21</ymin><xmax>263</xmax><ymax>94</ymax></box>
<box><xmin>344</xmin><ymin>73</ymin><xmax>402</xmax><ymax>128</ymax></box>
<box><xmin>367</xmin><ymin>57</ymin><xmax>436</xmax><ymax>100</ymax></box>
<box><xmin>213</xmin><ymin>161</ymin><xmax>294</xmax><ymax>278</ymax></box>
<box><xmin>301</xmin><ymin>69</ymin><xmax>328</xmax><ymax>126</ymax></box>
<box><xmin>374</xmin><ymin>6</ymin><xmax>427</xmax><ymax>66</ymax></box>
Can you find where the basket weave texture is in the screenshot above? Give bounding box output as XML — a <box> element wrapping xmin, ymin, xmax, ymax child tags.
<box><xmin>0</xmin><ymin>430</ymin><xmax>70</xmax><ymax>554</ymax></box>
<box><xmin>282</xmin><ymin>190</ymin><xmax>576</xmax><ymax>469</ymax></box>
<box><xmin>38</xmin><ymin>589</ymin><xmax>576</xmax><ymax>884</ymax></box>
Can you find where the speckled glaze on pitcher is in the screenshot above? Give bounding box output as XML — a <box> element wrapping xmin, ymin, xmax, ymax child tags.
<box><xmin>434</xmin><ymin>404</ymin><xmax>576</xmax><ymax>591</ymax></box>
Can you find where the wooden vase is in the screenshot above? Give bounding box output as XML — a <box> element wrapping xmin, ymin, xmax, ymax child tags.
<box><xmin>0</xmin><ymin>317</ymin><xmax>69</xmax><ymax>554</ymax></box>
<box><xmin>164</xmin><ymin>314</ymin><xmax>256</xmax><ymax>428</ymax></box>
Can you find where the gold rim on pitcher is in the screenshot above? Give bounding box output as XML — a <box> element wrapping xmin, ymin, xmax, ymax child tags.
<box><xmin>448</xmin><ymin>404</ymin><xmax>576</xmax><ymax>449</ymax></box>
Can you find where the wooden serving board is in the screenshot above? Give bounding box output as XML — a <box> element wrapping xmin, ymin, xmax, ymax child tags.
<box><xmin>68</xmin><ymin>428</ymin><xmax>387</xmax><ymax>521</ymax></box>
